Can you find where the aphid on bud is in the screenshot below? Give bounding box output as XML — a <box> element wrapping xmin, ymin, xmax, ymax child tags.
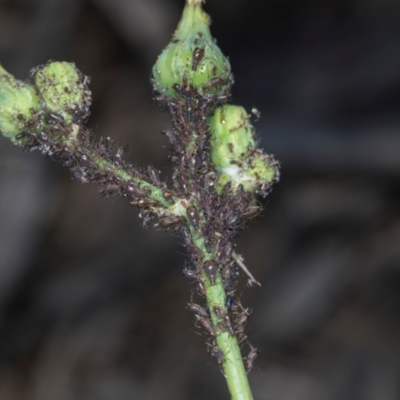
<box><xmin>182</xmin><ymin>267</ymin><xmax>197</xmax><ymax>280</ymax></box>
<box><xmin>203</xmin><ymin>76</ymin><xmax>228</xmax><ymax>90</ymax></box>
<box><xmin>186</xmin><ymin>302</ymin><xmax>208</xmax><ymax>318</ymax></box>
<box><xmin>192</xmin><ymin>47</ymin><xmax>205</xmax><ymax>71</ymax></box>
<box><xmin>186</xmin><ymin>206</ymin><xmax>200</xmax><ymax>230</ymax></box>
<box><xmin>48</xmin><ymin>112</ymin><xmax>64</xmax><ymax>125</ymax></box>
<box><xmin>204</xmin><ymin>260</ymin><xmax>217</xmax><ymax>285</ymax></box>
<box><xmin>246</xmin><ymin>346</ymin><xmax>260</xmax><ymax>373</ymax></box>
<box><xmin>151</xmin><ymin>2</ymin><xmax>231</xmax><ymax>98</ymax></box>
<box><xmin>158</xmin><ymin>216</ymin><xmax>184</xmax><ymax>229</ymax></box>
<box><xmin>195</xmin><ymin>315</ymin><xmax>215</xmax><ymax>337</ymax></box>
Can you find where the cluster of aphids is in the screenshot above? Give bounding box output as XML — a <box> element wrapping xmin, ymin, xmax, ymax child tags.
<box><xmin>20</xmin><ymin>123</ymin><xmax>171</xmax><ymax>227</ymax></box>
<box><xmin>148</xmin><ymin>1</ymin><xmax>279</xmax><ymax>372</ymax></box>
<box><xmin>186</xmin><ymin>296</ymin><xmax>259</xmax><ymax>373</ymax></box>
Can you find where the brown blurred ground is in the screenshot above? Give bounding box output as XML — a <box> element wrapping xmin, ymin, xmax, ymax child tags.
<box><xmin>1</xmin><ymin>0</ymin><xmax>400</xmax><ymax>399</ymax></box>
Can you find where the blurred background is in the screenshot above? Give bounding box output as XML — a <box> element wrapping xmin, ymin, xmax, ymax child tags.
<box><xmin>1</xmin><ymin>0</ymin><xmax>400</xmax><ymax>399</ymax></box>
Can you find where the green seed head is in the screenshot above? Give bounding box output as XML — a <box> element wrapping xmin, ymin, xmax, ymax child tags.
<box><xmin>209</xmin><ymin>104</ymin><xmax>279</xmax><ymax>196</ymax></box>
<box><xmin>0</xmin><ymin>64</ymin><xmax>42</xmax><ymax>139</ymax></box>
<box><xmin>152</xmin><ymin>1</ymin><xmax>231</xmax><ymax>98</ymax></box>
<box><xmin>33</xmin><ymin>61</ymin><xmax>91</xmax><ymax>124</ymax></box>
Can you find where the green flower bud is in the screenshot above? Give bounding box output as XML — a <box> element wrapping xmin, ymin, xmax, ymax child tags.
<box><xmin>209</xmin><ymin>105</ymin><xmax>255</xmax><ymax>169</ymax></box>
<box><xmin>0</xmin><ymin>64</ymin><xmax>42</xmax><ymax>139</ymax></box>
<box><xmin>33</xmin><ymin>61</ymin><xmax>91</xmax><ymax>124</ymax></box>
<box><xmin>209</xmin><ymin>104</ymin><xmax>279</xmax><ymax>195</ymax></box>
<box><xmin>152</xmin><ymin>1</ymin><xmax>231</xmax><ymax>98</ymax></box>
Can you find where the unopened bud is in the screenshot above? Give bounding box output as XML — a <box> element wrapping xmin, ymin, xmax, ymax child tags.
<box><xmin>209</xmin><ymin>105</ymin><xmax>255</xmax><ymax>169</ymax></box>
<box><xmin>0</xmin><ymin>64</ymin><xmax>42</xmax><ymax>139</ymax></box>
<box><xmin>152</xmin><ymin>1</ymin><xmax>231</xmax><ymax>98</ymax></box>
<box><xmin>209</xmin><ymin>104</ymin><xmax>279</xmax><ymax>195</ymax></box>
<box><xmin>33</xmin><ymin>61</ymin><xmax>91</xmax><ymax>124</ymax></box>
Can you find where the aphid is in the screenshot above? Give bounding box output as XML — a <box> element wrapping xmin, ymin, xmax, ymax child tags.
<box><xmin>217</xmin><ymin>321</ymin><xmax>226</xmax><ymax>333</ymax></box>
<box><xmin>182</xmin><ymin>267</ymin><xmax>197</xmax><ymax>280</ymax></box>
<box><xmin>235</xmin><ymin>312</ymin><xmax>249</xmax><ymax>332</ymax></box>
<box><xmin>215</xmin><ymin>94</ymin><xmax>229</xmax><ymax>103</ymax></box>
<box><xmin>187</xmin><ymin>244</ymin><xmax>203</xmax><ymax>260</ymax></box>
<box><xmin>210</xmin><ymin>347</ymin><xmax>225</xmax><ymax>364</ymax></box>
<box><xmin>241</xmin><ymin>206</ymin><xmax>261</xmax><ymax>220</ymax></box>
<box><xmin>213</xmin><ymin>306</ymin><xmax>223</xmax><ymax>319</ymax></box>
<box><xmin>186</xmin><ymin>302</ymin><xmax>208</xmax><ymax>318</ymax></box>
<box><xmin>147</xmin><ymin>166</ymin><xmax>161</xmax><ymax>186</ymax></box>
<box><xmin>224</xmin><ymin>314</ymin><xmax>235</xmax><ymax>336</ymax></box>
<box><xmin>226</xmin><ymin>212</ymin><xmax>241</xmax><ymax>228</ymax></box>
<box><xmin>186</xmin><ymin>206</ymin><xmax>200</xmax><ymax>230</ymax></box>
<box><xmin>204</xmin><ymin>260</ymin><xmax>217</xmax><ymax>285</ymax></box>
<box><xmin>131</xmin><ymin>198</ymin><xmax>160</xmax><ymax>208</ymax></box>
<box><xmin>181</xmin><ymin>76</ymin><xmax>191</xmax><ymax>94</ymax></box>
<box><xmin>192</xmin><ymin>47</ymin><xmax>205</xmax><ymax>71</ymax></box>
<box><xmin>214</xmin><ymin>236</ymin><xmax>225</xmax><ymax>261</ymax></box>
<box><xmin>203</xmin><ymin>236</ymin><xmax>212</xmax><ymax>253</ymax></box>
<box><xmin>203</xmin><ymin>76</ymin><xmax>227</xmax><ymax>90</ymax></box>
<box><xmin>196</xmin><ymin>280</ymin><xmax>206</xmax><ymax>296</ymax></box>
<box><xmin>195</xmin><ymin>316</ymin><xmax>215</xmax><ymax>337</ymax></box>
<box><xmin>100</xmin><ymin>183</ymin><xmax>120</xmax><ymax>197</ymax></box>
<box><xmin>73</xmin><ymin>170</ymin><xmax>90</xmax><ymax>184</ymax></box>
<box><xmin>246</xmin><ymin>346</ymin><xmax>260</xmax><ymax>373</ymax></box>
<box><xmin>172</xmin><ymin>83</ymin><xmax>182</xmax><ymax>95</ymax></box>
<box><xmin>79</xmin><ymin>154</ymin><xmax>97</xmax><ymax>170</ymax></box>
<box><xmin>221</xmin><ymin>264</ymin><xmax>237</xmax><ymax>288</ymax></box>
<box><xmin>157</xmin><ymin>216</ymin><xmax>184</xmax><ymax>229</ymax></box>
<box><xmin>153</xmin><ymin>95</ymin><xmax>169</xmax><ymax>109</ymax></box>
<box><xmin>48</xmin><ymin>112</ymin><xmax>64</xmax><ymax>125</ymax></box>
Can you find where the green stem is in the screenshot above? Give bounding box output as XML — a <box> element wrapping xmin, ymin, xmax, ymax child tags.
<box><xmin>65</xmin><ymin>129</ymin><xmax>173</xmax><ymax>209</ymax></box>
<box><xmin>11</xmin><ymin>124</ymin><xmax>173</xmax><ymax>209</ymax></box>
<box><xmin>189</xmin><ymin>226</ymin><xmax>254</xmax><ymax>400</ymax></box>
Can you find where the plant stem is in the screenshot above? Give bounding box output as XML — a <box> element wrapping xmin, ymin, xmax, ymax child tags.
<box><xmin>12</xmin><ymin>123</ymin><xmax>174</xmax><ymax>210</ymax></box>
<box><xmin>188</xmin><ymin>225</ymin><xmax>254</xmax><ymax>400</ymax></box>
